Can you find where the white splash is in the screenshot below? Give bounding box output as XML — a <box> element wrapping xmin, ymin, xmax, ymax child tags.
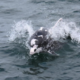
<box><xmin>49</xmin><ymin>18</ymin><xmax>80</xmax><ymax>43</ymax></box>
<box><xmin>9</xmin><ymin>20</ymin><xmax>34</xmax><ymax>42</ymax></box>
<box><xmin>9</xmin><ymin>19</ymin><xmax>80</xmax><ymax>50</ymax></box>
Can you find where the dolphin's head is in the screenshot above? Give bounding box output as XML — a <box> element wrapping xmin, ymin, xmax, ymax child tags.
<box><xmin>30</xmin><ymin>45</ymin><xmax>42</xmax><ymax>55</ymax></box>
<box><xmin>29</xmin><ymin>27</ymin><xmax>48</xmax><ymax>55</ymax></box>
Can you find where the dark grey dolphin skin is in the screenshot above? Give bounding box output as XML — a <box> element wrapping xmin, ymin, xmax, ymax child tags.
<box><xmin>28</xmin><ymin>27</ymin><xmax>60</xmax><ymax>56</ymax></box>
<box><xmin>28</xmin><ymin>28</ymin><xmax>48</xmax><ymax>47</ymax></box>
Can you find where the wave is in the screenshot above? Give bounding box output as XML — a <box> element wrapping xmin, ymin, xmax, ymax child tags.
<box><xmin>9</xmin><ymin>19</ymin><xmax>80</xmax><ymax>50</ymax></box>
<box><xmin>9</xmin><ymin>20</ymin><xmax>34</xmax><ymax>49</ymax></box>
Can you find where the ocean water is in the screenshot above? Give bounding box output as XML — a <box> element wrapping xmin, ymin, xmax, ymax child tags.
<box><xmin>0</xmin><ymin>0</ymin><xmax>80</xmax><ymax>80</ymax></box>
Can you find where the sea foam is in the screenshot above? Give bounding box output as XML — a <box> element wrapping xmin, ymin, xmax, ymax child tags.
<box><xmin>49</xmin><ymin>18</ymin><xmax>80</xmax><ymax>43</ymax></box>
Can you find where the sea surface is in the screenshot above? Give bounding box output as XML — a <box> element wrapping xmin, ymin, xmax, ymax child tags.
<box><xmin>0</xmin><ymin>0</ymin><xmax>80</xmax><ymax>80</ymax></box>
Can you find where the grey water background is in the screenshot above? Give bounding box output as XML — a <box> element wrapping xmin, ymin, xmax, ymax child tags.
<box><xmin>0</xmin><ymin>0</ymin><xmax>80</xmax><ymax>80</ymax></box>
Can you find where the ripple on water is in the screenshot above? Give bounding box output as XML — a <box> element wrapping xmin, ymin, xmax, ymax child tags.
<box><xmin>1</xmin><ymin>9</ymin><xmax>21</xmax><ymax>15</ymax></box>
<box><xmin>5</xmin><ymin>76</ymin><xmax>32</xmax><ymax>80</ymax></box>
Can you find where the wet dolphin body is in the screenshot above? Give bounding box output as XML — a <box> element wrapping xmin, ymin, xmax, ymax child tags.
<box><xmin>28</xmin><ymin>27</ymin><xmax>60</xmax><ymax>56</ymax></box>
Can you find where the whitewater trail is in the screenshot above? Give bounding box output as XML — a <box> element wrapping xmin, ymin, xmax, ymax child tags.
<box><xmin>9</xmin><ymin>19</ymin><xmax>80</xmax><ymax>49</ymax></box>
